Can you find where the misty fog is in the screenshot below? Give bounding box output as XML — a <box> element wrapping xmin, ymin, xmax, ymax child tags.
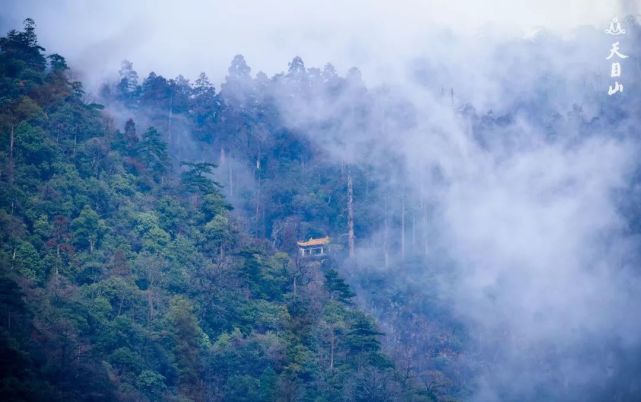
<box><xmin>3</xmin><ymin>1</ymin><xmax>641</xmax><ymax>401</ymax></box>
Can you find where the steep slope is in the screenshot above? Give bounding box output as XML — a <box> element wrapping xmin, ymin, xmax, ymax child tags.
<box><xmin>0</xmin><ymin>20</ymin><xmax>432</xmax><ymax>402</ymax></box>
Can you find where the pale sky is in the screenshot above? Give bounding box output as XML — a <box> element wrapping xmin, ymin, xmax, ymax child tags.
<box><xmin>1</xmin><ymin>0</ymin><xmax>633</xmax><ymax>87</ymax></box>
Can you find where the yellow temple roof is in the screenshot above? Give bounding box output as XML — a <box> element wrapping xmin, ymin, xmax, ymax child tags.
<box><xmin>297</xmin><ymin>236</ymin><xmax>330</xmax><ymax>247</ymax></box>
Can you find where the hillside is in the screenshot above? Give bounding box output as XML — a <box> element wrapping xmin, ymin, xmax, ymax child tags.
<box><xmin>0</xmin><ymin>20</ymin><xmax>435</xmax><ymax>402</ymax></box>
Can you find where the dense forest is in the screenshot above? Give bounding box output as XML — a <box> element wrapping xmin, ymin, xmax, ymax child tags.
<box><xmin>2</xmin><ymin>14</ymin><xmax>641</xmax><ymax>402</ymax></box>
<box><xmin>0</xmin><ymin>19</ymin><xmax>442</xmax><ymax>402</ymax></box>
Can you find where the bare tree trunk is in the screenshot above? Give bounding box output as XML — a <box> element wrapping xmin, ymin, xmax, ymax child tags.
<box><xmin>147</xmin><ymin>289</ymin><xmax>154</xmax><ymax>321</ymax></box>
<box><xmin>9</xmin><ymin>124</ymin><xmax>14</xmax><ymax>185</ymax></box>
<box><xmin>118</xmin><ymin>293</ymin><xmax>125</xmax><ymax>316</ymax></box>
<box><xmin>330</xmin><ymin>330</ymin><xmax>335</xmax><ymax>370</ymax></box>
<box><xmin>9</xmin><ymin>124</ymin><xmax>15</xmax><ymax>216</ymax></box>
<box><xmin>293</xmin><ymin>257</ymin><xmax>299</xmax><ymax>297</ymax></box>
<box><xmin>412</xmin><ymin>212</ymin><xmax>416</xmax><ymax>248</ymax></box>
<box><xmin>293</xmin><ymin>273</ymin><xmax>298</xmax><ymax>297</ymax></box>
<box><xmin>383</xmin><ymin>195</ymin><xmax>389</xmax><ymax>268</ymax></box>
<box><xmin>228</xmin><ymin>152</ymin><xmax>234</xmax><ymax>197</ymax></box>
<box><xmin>347</xmin><ymin>166</ymin><xmax>355</xmax><ymax>257</ymax></box>
<box><xmin>255</xmin><ymin>154</ymin><xmax>262</xmax><ymax>237</ymax></box>
<box><xmin>423</xmin><ymin>198</ymin><xmax>429</xmax><ymax>256</ymax></box>
<box><xmin>146</xmin><ymin>264</ymin><xmax>158</xmax><ymax>322</ymax></box>
<box><xmin>167</xmin><ymin>94</ymin><xmax>174</xmax><ymax>147</ymax></box>
<box><xmin>401</xmin><ymin>194</ymin><xmax>406</xmax><ymax>259</ymax></box>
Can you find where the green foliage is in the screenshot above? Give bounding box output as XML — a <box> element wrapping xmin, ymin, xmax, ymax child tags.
<box><xmin>0</xmin><ymin>20</ymin><xmax>430</xmax><ymax>402</ymax></box>
<box><xmin>325</xmin><ymin>269</ymin><xmax>355</xmax><ymax>303</ymax></box>
<box><xmin>136</xmin><ymin>369</ymin><xmax>167</xmax><ymax>398</ymax></box>
<box><xmin>71</xmin><ymin>205</ymin><xmax>107</xmax><ymax>252</ymax></box>
<box><xmin>133</xmin><ymin>211</ymin><xmax>171</xmax><ymax>253</ymax></box>
<box><xmin>180</xmin><ymin>161</ymin><xmax>220</xmax><ymax>194</ymax></box>
<box><xmin>138</xmin><ymin>126</ymin><xmax>169</xmax><ymax>181</ymax></box>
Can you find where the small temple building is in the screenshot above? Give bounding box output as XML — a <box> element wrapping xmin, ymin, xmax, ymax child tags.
<box><xmin>297</xmin><ymin>236</ymin><xmax>330</xmax><ymax>258</ymax></box>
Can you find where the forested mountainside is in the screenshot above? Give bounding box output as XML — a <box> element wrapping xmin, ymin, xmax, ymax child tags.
<box><xmin>94</xmin><ymin>15</ymin><xmax>641</xmax><ymax>402</ymax></box>
<box><xmin>0</xmin><ymin>20</ymin><xmax>438</xmax><ymax>402</ymax></box>
<box><xmin>3</xmin><ymin>14</ymin><xmax>641</xmax><ymax>402</ymax></box>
